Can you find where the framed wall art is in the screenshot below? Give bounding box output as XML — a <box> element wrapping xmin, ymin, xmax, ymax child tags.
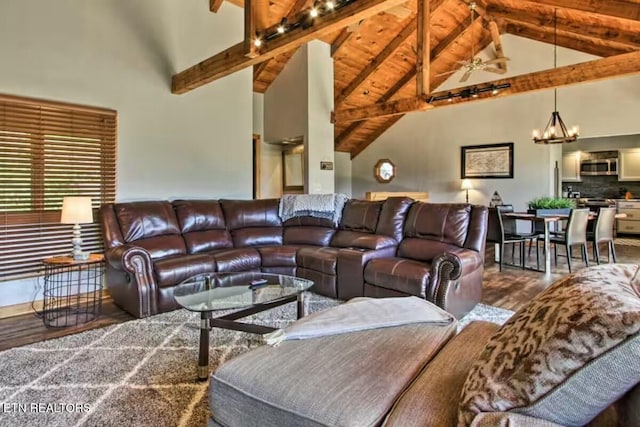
<box><xmin>461</xmin><ymin>142</ymin><xmax>514</xmax><ymax>179</ymax></box>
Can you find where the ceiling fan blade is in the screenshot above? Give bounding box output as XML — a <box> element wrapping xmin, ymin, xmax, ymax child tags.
<box><xmin>483</xmin><ymin>67</ymin><xmax>507</xmax><ymax>74</ymax></box>
<box><xmin>484</xmin><ymin>57</ymin><xmax>510</xmax><ymax>65</ymax></box>
<box><xmin>435</xmin><ymin>69</ymin><xmax>459</xmax><ymax>77</ymax></box>
<box><xmin>460</xmin><ymin>70</ymin><xmax>473</xmax><ymax>83</ymax></box>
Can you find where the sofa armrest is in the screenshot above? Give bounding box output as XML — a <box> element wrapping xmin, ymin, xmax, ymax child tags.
<box><xmin>433</xmin><ymin>249</ymin><xmax>483</xmax><ymax>281</ymax></box>
<box><xmin>337</xmin><ymin>246</ymin><xmax>397</xmax><ymax>300</ymax></box>
<box><xmin>428</xmin><ymin>249</ymin><xmax>484</xmax><ymax>318</ymax></box>
<box><xmin>104</xmin><ymin>244</ymin><xmax>158</xmax><ymax>318</ymax></box>
<box><xmin>470</xmin><ymin>412</ymin><xmax>565</xmax><ymax>427</ymax></box>
<box><xmin>106</xmin><ymin>244</ymin><xmax>152</xmax><ymax>273</ymax></box>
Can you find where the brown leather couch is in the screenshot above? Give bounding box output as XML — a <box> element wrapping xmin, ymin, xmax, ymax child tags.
<box><xmin>100</xmin><ymin>197</ymin><xmax>488</xmax><ymax>319</ymax></box>
<box><xmin>363</xmin><ymin>203</ymin><xmax>488</xmax><ymax>318</ymax></box>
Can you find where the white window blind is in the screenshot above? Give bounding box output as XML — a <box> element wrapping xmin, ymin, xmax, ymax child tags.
<box><xmin>0</xmin><ymin>94</ymin><xmax>116</xmax><ymax>280</ymax></box>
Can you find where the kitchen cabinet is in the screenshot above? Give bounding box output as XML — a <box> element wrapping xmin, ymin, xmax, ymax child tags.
<box><xmin>619</xmin><ymin>149</ymin><xmax>640</xmax><ymax>181</ymax></box>
<box><xmin>617</xmin><ymin>200</ymin><xmax>640</xmax><ymax>235</ymax></box>
<box><xmin>561</xmin><ymin>152</ymin><xmax>581</xmax><ymax>182</ymax></box>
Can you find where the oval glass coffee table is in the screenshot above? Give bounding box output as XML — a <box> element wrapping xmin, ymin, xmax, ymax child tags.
<box><xmin>174</xmin><ymin>272</ymin><xmax>313</xmax><ymax>380</ymax></box>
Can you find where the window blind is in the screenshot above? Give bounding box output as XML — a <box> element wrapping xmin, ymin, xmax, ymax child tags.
<box><xmin>0</xmin><ymin>94</ymin><xmax>116</xmax><ymax>281</ymax></box>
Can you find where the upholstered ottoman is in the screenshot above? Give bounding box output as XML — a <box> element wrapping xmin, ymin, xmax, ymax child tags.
<box><xmin>208</xmin><ymin>299</ymin><xmax>457</xmax><ymax>427</ymax></box>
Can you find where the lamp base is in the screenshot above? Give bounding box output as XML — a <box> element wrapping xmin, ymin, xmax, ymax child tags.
<box><xmin>72</xmin><ymin>251</ymin><xmax>90</xmax><ymax>261</ymax></box>
<box><xmin>70</xmin><ymin>224</ymin><xmax>89</xmax><ymax>261</ymax></box>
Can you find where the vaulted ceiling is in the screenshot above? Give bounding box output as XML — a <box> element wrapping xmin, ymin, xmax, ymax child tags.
<box><xmin>181</xmin><ymin>0</ymin><xmax>640</xmax><ymax>158</ymax></box>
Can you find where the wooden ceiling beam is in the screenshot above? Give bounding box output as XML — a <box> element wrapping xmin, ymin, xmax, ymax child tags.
<box><xmin>334</xmin><ymin>7</ymin><xmax>481</xmax><ymax>151</ymax></box>
<box><xmin>417</xmin><ymin>0</ymin><xmax>431</xmax><ymax>95</ymax></box>
<box><xmin>335</xmin><ymin>68</ymin><xmax>416</xmax><ymax>150</ymax></box>
<box><xmin>173</xmin><ymin>0</ymin><xmax>409</xmax><ymax>94</ymax></box>
<box><xmin>331</xmin><ymin>26</ymin><xmax>357</xmax><ymax>57</ymax></box>
<box><xmin>487</xmin><ymin>5</ymin><xmax>640</xmax><ymax>48</ymax></box>
<box><xmin>431</xmin><ymin>16</ymin><xmax>482</xmax><ymax>61</ymax></box>
<box><xmin>504</xmin><ymin>20</ymin><xmax>634</xmax><ymax>58</ymax></box>
<box><xmin>335</xmin><ymin>20</ymin><xmax>417</xmax><ymax>107</ymax></box>
<box><xmin>334</xmin><ymin>50</ymin><xmax>640</xmax><ymax>123</ymax></box>
<box><xmin>210</xmin><ymin>0</ymin><xmax>225</xmax><ymax>13</ymax></box>
<box><xmin>527</xmin><ymin>0</ymin><xmax>640</xmax><ymax>22</ymax></box>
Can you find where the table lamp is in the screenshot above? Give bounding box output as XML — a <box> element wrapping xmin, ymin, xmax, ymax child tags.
<box><xmin>461</xmin><ymin>179</ymin><xmax>473</xmax><ymax>203</ymax></box>
<box><xmin>61</xmin><ymin>196</ymin><xmax>93</xmax><ymax>260</ymax></box>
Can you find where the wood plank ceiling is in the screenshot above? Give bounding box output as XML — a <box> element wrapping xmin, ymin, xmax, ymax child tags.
<box><xmin>207</xmin><ymin>0</ymin><xmax>640</xmax><ymax>158</ymax></box>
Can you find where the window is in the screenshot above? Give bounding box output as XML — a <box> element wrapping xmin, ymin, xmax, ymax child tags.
<box><xmin>0</xmin><ymin>94</ymin><xmax>116</xmax><ymax>281</ymax></box>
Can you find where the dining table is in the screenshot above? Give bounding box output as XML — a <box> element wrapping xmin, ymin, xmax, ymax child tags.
<box><xmin>501</xmin><ymin>211</ymin><xmax>627</xmax><ymax>276</ymax></box>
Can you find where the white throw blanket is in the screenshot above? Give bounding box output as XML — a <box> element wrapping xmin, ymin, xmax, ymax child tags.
<box><xmin>278</xmin><ymin>193</ymin><xmax>348</xmax><ymax>225</ymax></box>
<box><xmin>264</xmin><ymin>296</ymin><xmax>456</xmax><ymax>346</ymax></box>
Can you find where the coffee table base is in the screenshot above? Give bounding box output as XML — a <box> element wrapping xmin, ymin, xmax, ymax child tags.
<box><xmin>196</xmin><ymin>292</ymin><xmax>306</xmax><ymax>381</ymax></box>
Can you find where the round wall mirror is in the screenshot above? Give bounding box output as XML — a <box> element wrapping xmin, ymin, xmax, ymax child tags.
<box><xmin>374</xmin><ymin>159</ymin><xmax>395</xmax><ymax>183</ymax></box>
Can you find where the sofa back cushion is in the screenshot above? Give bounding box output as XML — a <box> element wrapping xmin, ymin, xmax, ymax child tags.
<box><xmin>405</xmin><ymin>203</ymin><xmax>470</xmax><ymax>245</ymax></box>
<box><xmin>375</xmin><ymin>197</ymin><xmax>414</xmax><ymax>241</ymax></box>
<box><xmin>339</xmin><ymin>200</ymin><xmax>383</xmax><ymax>233</ymax></box>
<box><xmin>283</xmin><ymin>216</ymin><xmax>336</xmax><ymax>246</ymax></box>
<box><xmin>113</xmin><ymin>201</ymin><xmax>186</xmax><ymax>259</ymax></box>
<box><xmin>173</xmin><ymin>200</ymin><xmax>233</xmax><ymax>253</ymax></box>
<box><xmin>458</xmin><ymin>264</ymin><xmax>640</xmax><ymax>427</ymax></box>
<box><xmin>396</xmin><ymin>203</ymin><xmax>471</xmax><ymax>262</ymax></box>
<box><xmin>220</xmin><ymin>199</ymin><xmax>283</xmax><ymax>247</ymax></box>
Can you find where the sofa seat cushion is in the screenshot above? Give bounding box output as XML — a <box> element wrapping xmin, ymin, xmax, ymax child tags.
<box><xmin>331</xmin><ymin>230</ymin><xmax>397</xmax><ymax>250</ymax></box>
<box><xmin>210</xmin><ymin>322</ymin><xmax>457</xmax><ymax>427</ymax></box>
<box><xmin>153</xmin><ymin>254</ymin><xmax>216</xmax><ymax>288</ymax></box>
<box><xmin>458</xmin><ymin>264</ymin><xmax>640</xmax><ymax>427</ymax></box>
<box><xmin>258</xmin><ymin>245</ymin><xmax>305</xmax><ymax>267</ymax></box>
<box><xmin>296</xmin><ymin>247</ymin><xmax>340</xmax><ymax>275</ymax></box>
<box><xmin>364</xmin><ymin>257</ymin><xmax>431</xmax><ymax>298</ymax></box>
<box><xmin>384</xmin><ymin>321</ymin><xmax>499</xmax><ymax>427</ymax></box>
<box><xmin>210</xmin><ymin>248</ymin><xmax>261</xmax><ymax>272</ymax></box>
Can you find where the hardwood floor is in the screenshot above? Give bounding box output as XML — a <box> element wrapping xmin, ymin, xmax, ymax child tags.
<box><xmin>0</xmin><ymin>242</ymin><xmax>638</xmax><ymax>351</ymax></box>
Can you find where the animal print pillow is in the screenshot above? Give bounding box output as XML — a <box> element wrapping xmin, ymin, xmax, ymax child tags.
<box><xmin>458</xmin><ymin>264</ymin><xmax>640</xmax><ymax>427</ymax></box>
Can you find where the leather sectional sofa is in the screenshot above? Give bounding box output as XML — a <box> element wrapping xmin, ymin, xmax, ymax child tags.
<box><xmin>100</xmin><ymin>197</ymin><xmax>488</xmax><ymax>319</ymax></box>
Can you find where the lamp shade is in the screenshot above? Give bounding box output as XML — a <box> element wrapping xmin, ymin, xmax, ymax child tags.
<box><xmin>61</xmin><ymin>197</ymin><xmax>93</xmax><ymax>224</ymax></box>
<box><xmin>461</xmin><ymin>179</ymin><xmax>473</xmax><ymax>191</ymax></box>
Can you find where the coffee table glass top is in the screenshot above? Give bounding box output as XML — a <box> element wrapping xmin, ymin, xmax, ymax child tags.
<box><xmin>174</xmin><ymin>272</ymin><xmax>313</xmax><ymax>312</ymax></box>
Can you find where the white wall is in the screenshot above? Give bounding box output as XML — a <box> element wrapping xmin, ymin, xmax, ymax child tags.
<box><xmin>335</xmin><ymin>152</ymin><xmax>353</xmax><ymax>197</ymax></box>
<box><xmin>0</xmin><ymin>0</ymin><xmax>253</xmax><ymax>306</ymax></box>
<box><xmin>306</xmin><ymin>41</ymin><xmax>335</xmax><ymax>194</ymax></box>
<box><xmin>352</xmin><ymin>35</ymin><xmax>640</xmax><ymax>210</ymax></box>
<box><xmin>264</xmin><ymin>41</ymin><xmax>335</xmax><ymax>195</ymax></box>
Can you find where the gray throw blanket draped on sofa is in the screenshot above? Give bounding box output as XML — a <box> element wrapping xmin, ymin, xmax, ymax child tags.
<box><xmin>278</xmin><ymin>193</ymin><xmax>348</xmax><ymax>225</ymax></box>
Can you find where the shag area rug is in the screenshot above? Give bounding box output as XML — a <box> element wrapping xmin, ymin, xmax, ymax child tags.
<box><xmin>0</xmin><ymin>294</ymin><xmax>513</xmax><ymax>427</ymax></box>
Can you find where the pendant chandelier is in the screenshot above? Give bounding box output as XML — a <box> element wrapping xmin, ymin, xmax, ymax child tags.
<box><xmin>532</xmin><ymin>9</ymin><xmax>579</xmax><ymax>144</ymax></box>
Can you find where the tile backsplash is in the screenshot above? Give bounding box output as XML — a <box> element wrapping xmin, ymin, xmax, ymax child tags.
<box><xmin>562</xmin><ymin>175</ymin><xmax>640</xmax><ymax>199</ymax></box>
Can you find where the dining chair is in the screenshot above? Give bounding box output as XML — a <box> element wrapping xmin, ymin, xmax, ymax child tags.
<box><xmin>550</xmin><ymin>208</ymin><xmax>590</xmax><ymax>273</ymax></box>
<box><xmin>486</xmin><ymin>205</ymin><xmax>535</xmax><ymax>271</ymax></box>
<box><xmin>586</xmin><ymin>207</ymin><xmax>617</xmax><ymax>264</ymax></box>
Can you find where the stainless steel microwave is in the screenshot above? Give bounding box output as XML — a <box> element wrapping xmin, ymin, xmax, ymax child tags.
<box><xmin>580</xmin><ymin>158</ymin><xmax>618</xmax><ymax>176</ymax></box>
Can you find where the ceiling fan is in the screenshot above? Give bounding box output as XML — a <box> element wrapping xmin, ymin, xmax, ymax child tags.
<box><xmin>438</xmin><ymin>1</ymin><xmax>510</xmax><ymax>83</ymax></box>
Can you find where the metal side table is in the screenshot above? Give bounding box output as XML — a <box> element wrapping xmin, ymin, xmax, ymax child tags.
<box><xmin>42</xmin><ymin>254</ymin><xmax>104</xmax><ymax>328</ymax></box>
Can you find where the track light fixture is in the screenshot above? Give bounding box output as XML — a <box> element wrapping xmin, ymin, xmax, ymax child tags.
<box><xmin>277</xmin><ymin>18</ymin><xmax>287</xmax><ymax>34</ymax></box>
<box><xmin>426</xmin><ymin>83</ymin><xmax>511</xmax><ymax>104</ymax></box>
<box><xmin>253</xmin><ymin>0</ymin><xmax>356</xmax><ymax>49</ymax></box>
